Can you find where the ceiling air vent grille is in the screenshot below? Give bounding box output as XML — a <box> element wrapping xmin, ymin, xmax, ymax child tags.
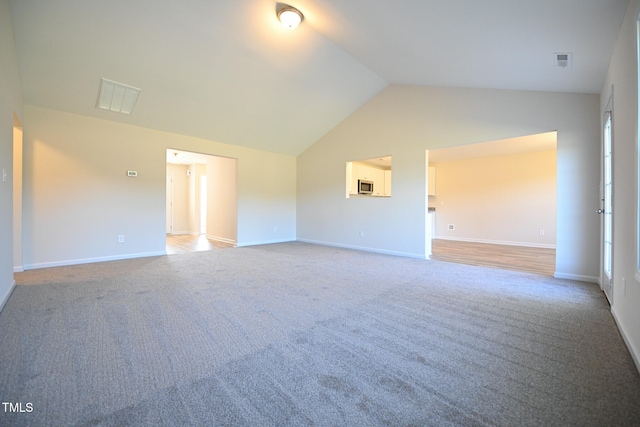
<box><xmin>553</xmin><ymin>52</ymin><xmax>573</xmax><ymax>68</ymax></box>
<box><xmin>96</xmin><ymin>78</ymin><xmax>141</xmax><ymax>115</ymax></box>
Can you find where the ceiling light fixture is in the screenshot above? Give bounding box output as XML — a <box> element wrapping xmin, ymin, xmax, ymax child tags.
<box><xmin>277</xmin><ymin>4</ymin><xmax>303</xmax><ymax>29</ymax></box>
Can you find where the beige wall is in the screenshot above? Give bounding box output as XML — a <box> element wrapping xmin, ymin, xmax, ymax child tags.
<box><xmin>0</xmin><ymin>0</ymin><xmax>23</xmax><ymax>309</ymax></box>
<box><xmin>22</xmin><ymin>105</ymin><xmax>295</xmax><ymax>268</ymax></box>
<box><xmin>206</xmin><ymin>155</ymin><xmax>237</xmax><ymax>244</ymax></box>
<box><xmin>430</xmin><ymin>149</ymin><xmax>556</xmax><ymax>247</ymax></box>
<box><xmin>298</xmin><ymin>85</ymin><xmax>600</xmax><ymax>281</ymax></box>
<box><xmin>600</xmin><ymin>0</ymin><xmax>640</xmax><ymax>370</ymax></box>
<box><xmin>13</xmin><ymin>122</ymin><xmax>22</xmax><ymax>271</ymax></box>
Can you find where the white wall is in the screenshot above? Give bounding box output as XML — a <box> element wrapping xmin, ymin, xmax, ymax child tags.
<box><xmin>600</xmin><ymin>0</ymin><xmax>640</xmax><ymax>370</ymax></box>
<box><xmin>0</xmin><ymin>0</ymin><xmax>23</xmax><ymax>308</ymax></box>
<box><xmin>22</xmin><ymin>106</ymin><xmax>296</xmax><ymax>268</ymax></box>
<box><xmin>430</xmin><ymin>149</ymin><xmax>557</xmax><ymax>247</ymax></box>
<box><xmin>298</xmin><ymin>85</ymin><xmax>600</xmax><ymax>280</ymax></box>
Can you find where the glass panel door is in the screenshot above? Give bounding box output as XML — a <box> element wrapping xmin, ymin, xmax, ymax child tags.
<box><xmin>602</xmin><ymin>114</ymin><xmax>613</xmax><ymax>302</ymax></box>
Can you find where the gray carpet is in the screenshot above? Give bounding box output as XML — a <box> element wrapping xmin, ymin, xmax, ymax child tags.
<box><xmin>1</xmin><ymin>242</ymin><xmax>639</xmax><ymax>426</ymax></box>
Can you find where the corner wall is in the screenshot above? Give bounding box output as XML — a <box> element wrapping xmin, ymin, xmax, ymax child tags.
<box><xmin>297</xmin><ymin>85</ymin><xmax>600</xmax><ymax>280</ymax></box>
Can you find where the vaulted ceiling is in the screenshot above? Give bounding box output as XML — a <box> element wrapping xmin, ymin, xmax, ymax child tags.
<box><xmin>9</xmin><ymin>0</ymin><xmax>630</xmax><ymax>156</ymax></box>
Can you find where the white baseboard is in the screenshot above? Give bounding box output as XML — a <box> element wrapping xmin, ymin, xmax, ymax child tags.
<box><xmin>0</xmin><ymin>280</ymin><xmax>16</xmax><ymax>313</ymax></box>
<box><xmin>553</xmin><ymin>271</ymin><xmax>599</xmax><ymax>284</ymax></box>
<box><xmin>13</xmin><ymin>265</ymin><xmax>24</xmax><ymax>273</ymax></box>
<box><xmin>297</xmin><ymin>239</ymin><xmax>425</xmax><ymax>259</ymax></box>
<box><xmin>435</xmin><ymin>236</ymin><xmax>556</xmax><ymax>249</ymax></box>
<box><xmin>611</xmin><ymin>308</ymin><xmax>640</xmax><ymax>375</ymax></box>
<box><xmin>23</xmin><ymin>251</ymin><xmax>166</xmax><ymax>270</ymax></box>
<box><xmin>207</xmin><ymin>235</ymin><xmax>237</xmax><ymax>246</ymax></box>
<box><xmin>237</xmin><ymin>238</ymin><xmax>295</xmax><ymax>247</ymax></box>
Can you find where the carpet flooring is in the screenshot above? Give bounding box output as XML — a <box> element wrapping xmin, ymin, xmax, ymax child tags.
<box><xmin>1</xmin><ymin>242</ymin><xmax>639</xmax><ymax>426</ymax></box>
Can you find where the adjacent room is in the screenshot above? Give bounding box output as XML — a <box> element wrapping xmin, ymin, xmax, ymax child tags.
<box><xmin>1</xmin><ymin>0</ymin><xmax>640</xmax><ymax>425</ymax></box>
<box><xmin>165</xmin><ymin>149</ymin><xmax>238</xmax><ymax>254</ymax></box>
<box><xmin>428</xmin><ymin>132</ymin><xmax>557</xmax><ymax>275</ymax></box>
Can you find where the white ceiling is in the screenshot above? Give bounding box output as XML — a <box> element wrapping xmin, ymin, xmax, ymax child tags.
<box><xmin>9</xmin><ymin>0</ymin><xmax>629</xmax><ymax>156</ymax></box>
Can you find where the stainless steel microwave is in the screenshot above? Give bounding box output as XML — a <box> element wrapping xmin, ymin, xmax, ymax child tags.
<box><xmin>358</xmin><ymin>179</ymin><xmax>374</xmax><ymax>194</ymax></box>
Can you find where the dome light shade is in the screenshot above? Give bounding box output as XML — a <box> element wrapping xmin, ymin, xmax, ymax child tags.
<box><xmin>278</xmin><ymin>6</ymin><xmax>303</xmax><ymax>29</ymax></box>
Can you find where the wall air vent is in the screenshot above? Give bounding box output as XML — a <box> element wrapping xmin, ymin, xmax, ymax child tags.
<box><xmin>553</xmin><ymin>52</ymin><xmax>573</xmax><ymax>68</ymax></box>
<box><xmin>96</xmin><ymin>78</ymin><xmax>141</xmax><ymax>115</ymax></box>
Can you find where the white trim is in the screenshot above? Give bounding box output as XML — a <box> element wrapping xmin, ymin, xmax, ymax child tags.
<box><xmin>612</xmin><ymin>307</ymin><xmax>640</xmax><ymax>375</ymax></box>
<box><xmin>237</xmin><ymin>238</ymin><xmax>295</xmax><ymax>247</ymax></box>
<box><xmin>296</xmin><ymin>238</ymin><xmax>426</xmax><ymax>259</ymax></box>
<box><xmin>435</xmin><ymin>236</ymin><xmax>556</xmax><ymax>249</ymax></box>
<box><xmin>207</xmin><ymin>235</ymin><xmax>238</xmax><ymax>246</ymax></box>
<box><xmin>553</xmin><ymin>271</ymin><xmax>599</xmax><ymax>284</ymax></box>
<box><xmin>0</xmin><ymin>280</ymin><xmax>16</xmax><ymax>313</ymax></box>
<box><xmin>13</xmin><ymin>265</ymin><xmax>24</xmax><ymax>273</ymax></box>
<box><xmin>23</xmin><ymin>251</ymin><xmax>166</xmax><ymax>270</ymax></box>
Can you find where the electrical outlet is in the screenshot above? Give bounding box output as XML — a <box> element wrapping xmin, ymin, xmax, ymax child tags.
<box><xmin>447</xmin><ymin>224</ymin><xmax>455</xmax><ymax>231</ymax></box>
<box><xmin>359</xmin><ymin>231</ymin><xmax>365</xmax><ymax>237</ymax></box>
<box><xmin>118</xmin><ymin>235</ymin><xmax>125</xmax><ymax>243</ymax></box>
<box><xmin>539</xmin><ymin>229</ymin><xmax>545</xmax><ymax>236</ymax></box>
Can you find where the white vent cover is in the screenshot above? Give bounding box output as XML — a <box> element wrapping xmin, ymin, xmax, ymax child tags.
<box><xmin>553</xmin><ymin>52</ymin><xmax>573</xmax><ymax>68</ymax></box>
<box><xmin>96</xmin><ymin>78</ymin><xmax>141</xmax><ymax>114</ymax></box>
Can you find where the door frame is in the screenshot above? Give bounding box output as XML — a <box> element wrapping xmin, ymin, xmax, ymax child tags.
<box><xmin>600</xmin><ymin>91</ymin><xmax>614</xmax><ymax>303</ymax></box>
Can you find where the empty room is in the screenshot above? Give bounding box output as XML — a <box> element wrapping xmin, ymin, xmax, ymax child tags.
<box><xmin>1</xmin><ymin>0</ymin><xmax>640</xmax><ymax>425</ymax></box>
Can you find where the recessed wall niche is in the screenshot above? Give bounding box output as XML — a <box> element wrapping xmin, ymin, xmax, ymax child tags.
<box><xmin>346</xmin><ymin>156</ymin><xmax>392</xmax><ymax>198</ymax></box>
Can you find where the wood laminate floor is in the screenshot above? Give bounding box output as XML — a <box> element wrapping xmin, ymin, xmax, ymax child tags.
<box><xmin>166</xmin><ymin>234</ymin><xmax>234</xmax><ymax>255</ymax></box>
<box><xmin>430</xmin><ymin>239</ymin><xmax>556</xmax><ymax>276</ymax></box>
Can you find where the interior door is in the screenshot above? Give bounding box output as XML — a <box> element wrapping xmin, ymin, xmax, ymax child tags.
<box><xmin>600</xmin><ymin>110</ymin><xmax>613</xmax><ymax>303</ymax></box>
<box><xmin>166</xmin><ymin>174</ymin><xmax>173</xmax><ymax>234</ymax></box>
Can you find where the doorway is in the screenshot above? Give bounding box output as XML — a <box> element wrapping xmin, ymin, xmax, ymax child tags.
<box><xmin>165</xmin><ymin>149</ymin><xmax>237</xmax><ymax>254</ymax></box>
<box><xmin>427</xmin><ymin>132</ymin><xmax>558</xmax><ymax>275</ymax></box>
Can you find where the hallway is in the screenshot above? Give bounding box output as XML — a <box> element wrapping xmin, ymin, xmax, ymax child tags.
<box><xmin>166</xmin><ymin>234</ymin><xmax>234</xmax><ymax>255</ymax></box>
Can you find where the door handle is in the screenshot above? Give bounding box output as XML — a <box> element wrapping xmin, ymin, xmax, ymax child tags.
<box><xmin>596</xmin><ymin>209</ymin><xmax>604</xmax><ymax>214</ymax></box>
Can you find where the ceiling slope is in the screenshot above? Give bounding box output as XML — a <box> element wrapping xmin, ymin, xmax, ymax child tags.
<box><xmin>9</xmin><ymin>0</ymin><xmax>387</xmax><ymax>156</ymax></box>
<box><xmin>9</xmin><ymin>0</ymin><xmax>629</xmax><ymax>155</ymax></box>
<box><xmin>299</xmin><ymin>0</ymin><xmax>629</xmax><ymax>92</ymax></box>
